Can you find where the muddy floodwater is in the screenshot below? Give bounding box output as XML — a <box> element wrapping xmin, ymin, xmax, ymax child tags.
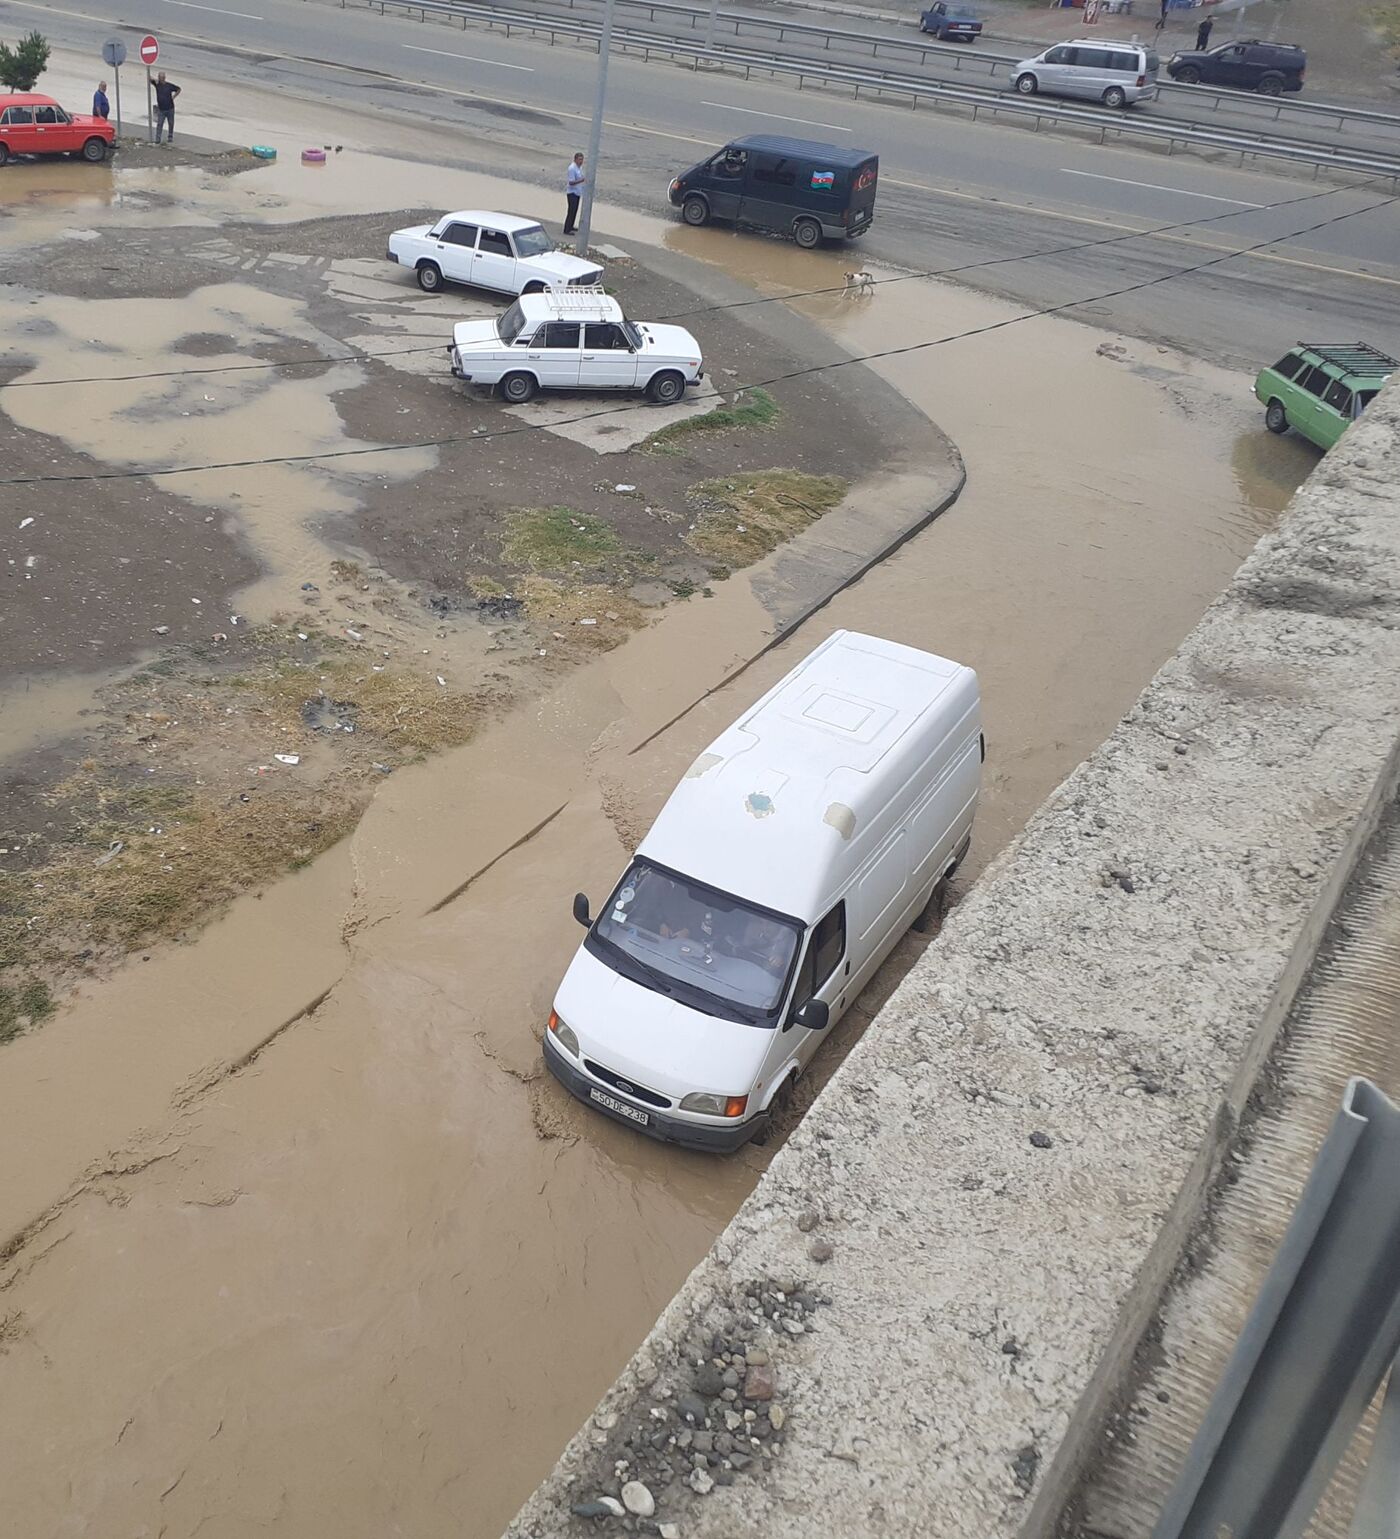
<box><xmin>0</xmin><ymin>70</ymin><xmax>1315</xmax><ymax>1539</ymax></box>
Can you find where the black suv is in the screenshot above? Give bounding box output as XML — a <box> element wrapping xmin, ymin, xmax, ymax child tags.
<box><xmin>1166</xmin><ymin>39</ymin><xmax>1305</xmax><ymax>95</ymax></box>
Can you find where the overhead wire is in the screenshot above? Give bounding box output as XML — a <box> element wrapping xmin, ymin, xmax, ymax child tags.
<box><xmin>1</xmin><ymin>189</ymin><xmax>1394</xmax><ymax>486</ymax></box>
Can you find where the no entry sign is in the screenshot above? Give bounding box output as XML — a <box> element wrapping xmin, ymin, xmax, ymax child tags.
<box><xmin>139</xmin><ymin>34</ymin><xmax>160</xmax><ymax>66</ymax></box>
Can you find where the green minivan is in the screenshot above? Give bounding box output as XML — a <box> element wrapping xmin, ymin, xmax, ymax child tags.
<box><xmin>1254</xmin><ymin>342</ymin><xmax>1395</xmax><ymax>451</ymax></box>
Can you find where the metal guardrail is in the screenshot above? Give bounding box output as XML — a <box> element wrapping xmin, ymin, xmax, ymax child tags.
<box><xmin>350</xmin><ymin>0</ymin><xmax>1400</xmax><ymax>183</ymax></box>
<box><xmin>1153</xmin><ymin>1078</ymin><xmax>1400</xmax><ymax>1539</ymax></box>
<box><xmin>456</xmin><ymin>0</ymin><xmax>1400</xmax><ymax>138</ymax></box>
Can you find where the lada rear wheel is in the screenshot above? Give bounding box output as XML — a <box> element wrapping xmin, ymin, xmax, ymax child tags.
<box><xmin>501</xmin><ymin>371</ymin><xmax>538</xmax><ymax>404</ymax></box>
<box><xmin>416</xmin><ymin>261</ymin><xmax>443</xmax><ymax>293</ymax></box>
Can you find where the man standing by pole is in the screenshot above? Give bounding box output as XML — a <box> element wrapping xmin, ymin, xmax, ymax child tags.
<box><xmin>572</xmin><ymin>0</ymin><xmax>616</xmax><ymax>261</ymax></box>
<box><xmin>153</xmin><ymin>71</ymin><xmax>180</xmax><ymax>145</ymax></box>
<box><xmin>563</xmin><ymin>152</ymin><xmax>585</xmax><ymax>238</ymax></box>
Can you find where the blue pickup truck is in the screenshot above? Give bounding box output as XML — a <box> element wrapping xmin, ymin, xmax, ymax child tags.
<box><xmin>919</xmin><ymin>2</ymin><xmax>983</xmax><ymax>40</ymax></box>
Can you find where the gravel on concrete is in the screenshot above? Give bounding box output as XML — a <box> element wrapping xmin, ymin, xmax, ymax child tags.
<box><xmin>505</xmin><ymin>381</ymin><xmax>1400</xmax><ymax>1539</ymax></box>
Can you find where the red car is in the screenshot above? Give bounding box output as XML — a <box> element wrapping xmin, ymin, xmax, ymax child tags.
<box><xmin>0</xmin><ymin>93</ymin><xmax>115</xmax><ymax>166</ymax></box>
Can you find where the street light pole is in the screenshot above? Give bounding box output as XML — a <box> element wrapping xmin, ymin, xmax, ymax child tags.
<box><xmin>705</xmin><ymin>0</ymin><xmax>720</xmax><ymax>50</ymax></box>
<box><xmin>574</xmin><ymin>0</ymin><xmax>617</xmax><ymax>261</ymax></box>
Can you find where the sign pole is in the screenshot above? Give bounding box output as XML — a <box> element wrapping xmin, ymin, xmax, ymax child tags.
<box><xmin>147</xmin><ymin>68</ymin><xmax>153</xmax><ymax>142</ymax></box>
<box><xmin>101</xmin><ymin>38</ymin><xmax>127</xmax><ymax>139</ymax></box>
<box><xmin>574</xmin><ymin>0</ymin><xmax>615</xmax><ymax>259</ymax></box>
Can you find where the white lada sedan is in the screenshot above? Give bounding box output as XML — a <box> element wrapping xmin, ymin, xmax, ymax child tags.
<box><xmin>450</xmin><ymin>288</ymin><xmax>704</xmax><ymax>404</ymax></box>
<box><xmin>387</xmin><ymin>210</ymin><xmax>602</xmax><ymax>295</ymax></box>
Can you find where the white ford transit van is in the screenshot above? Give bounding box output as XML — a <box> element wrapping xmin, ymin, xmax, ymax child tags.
<box><xmin>544</xmin><ymin>631</ymin><xmax>983</xmax><ymax>1152</ymax></box>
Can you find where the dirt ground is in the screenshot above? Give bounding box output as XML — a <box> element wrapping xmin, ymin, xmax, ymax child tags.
<box><xmin>0</xmin><ymin>166</ymin><xmax>901</xmax><ymax>1032</ymax></box>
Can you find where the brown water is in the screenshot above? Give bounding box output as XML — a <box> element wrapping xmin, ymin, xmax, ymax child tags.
<box><xmin>0</xmin><ymin>70</ymin><xmax>1312</xmax><ymax>1539</ymax></box>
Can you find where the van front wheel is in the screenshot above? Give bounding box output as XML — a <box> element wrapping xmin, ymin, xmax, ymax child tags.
<box><xmin>793</xmin><ymin>217</ymin><xmax>822</xmax><ymax>250</ymax></box>
<box><xmin>1015</xmin><ymin>72</ymin><xmax>1039</xmax><ymax>94</ymax></box>
<box><xmin>681</xmin><ymin>194</ymin><xmax>710</xmax><ymax>227</ymax></box>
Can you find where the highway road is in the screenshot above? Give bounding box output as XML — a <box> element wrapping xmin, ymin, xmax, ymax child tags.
<box><xmin>6</xmin><ymin>0</ymin><xmax>1400</xmax><ymax>366</ymax></box>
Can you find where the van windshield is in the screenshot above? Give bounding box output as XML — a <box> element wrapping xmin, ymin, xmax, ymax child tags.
<box><xmin>591</xmin><ymin>860</ymin><xmax>801</xmax><ymax>1026</ymax></box>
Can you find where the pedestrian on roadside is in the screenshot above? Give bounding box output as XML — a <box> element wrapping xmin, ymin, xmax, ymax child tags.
<box><xmin>1195</xmin><ymin>14</ymin><xmax>1214</xmax><ymax>50</ymax></box>
<box><xmin>93</xmin><ymin>80</ymin><xmax>110</xmax><ymax>120</ymax></box>
<box><xmin>153</xmin><ymin>71</ymin><xmax>181</xmax><ymax>145</ymax></box>
<box><xmin>563</xmin><ymin>151</ymin><xmax>586</xmax><ymax>238</ymax></box>
<box><xmin>1156</xmin><ymin>0</ymin><xmax>1169</xmax><ymax>31</ymax></box>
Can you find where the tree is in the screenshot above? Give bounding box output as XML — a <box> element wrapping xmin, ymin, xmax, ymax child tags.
<box><xmin>0</xmin><ymin>31</ymin><xmax>50</xmax><ymax>93</ymax></box>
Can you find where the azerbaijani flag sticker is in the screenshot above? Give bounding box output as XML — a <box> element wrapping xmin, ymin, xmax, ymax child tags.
<box><xmin>811</xmin><ymin>169</ymin><xmax>836</xmax><ymax>190</ymax></box>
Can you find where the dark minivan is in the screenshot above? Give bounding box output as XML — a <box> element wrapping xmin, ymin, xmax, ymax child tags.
<box><xmin>668</xmin><ymin>135</ymin><xmax>878</xmax><ymax>248</ymax></box>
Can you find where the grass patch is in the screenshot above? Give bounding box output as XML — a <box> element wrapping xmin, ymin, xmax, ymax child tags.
<box><xmin>501</xmin><ymin>507</ymin><xmax>623</xmax><ymax>572</ymax></box>
<box><xmin>518</xmin><ymin>577</ymin><xmax>648</xmax><ymax>650</ymax></box>
<box><xmin>641</xmin><ymin>387</ymin><xmax>779</xmax><ymax>456</ymax></box>
<box><xmin>685</xmin><ymin>469</ymin><xmax>848</xmax><ymax>566</ymax></box>
<box><xmin>468</xmin><ymin>574</ymin><xmax>509</xmax><ymax>602</ymax></box>
<box><xmin>1371</xmin><ymin>2</ymin><xmax>1400</xmax><ymax>52</ymax></box>
<box><xmin>252</xmin><ymin>660</ymin><xmax>490</xmax><ymax>754</ymax></box>
<box><xmin>0</xmin><ymin>641</ymin><xmax>503</xmax><ymax>1031</ymax></box>
<box><xmin>0</xmin><ymin>979</ymin><xmax>53</xmax><ymax>1044</ymax></box>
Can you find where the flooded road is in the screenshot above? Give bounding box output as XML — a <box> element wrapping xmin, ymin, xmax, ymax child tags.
<box><xmin>0</xmin><ymin>78</ymin><xmax>1316</xmax><ymax>1539</ymax></box>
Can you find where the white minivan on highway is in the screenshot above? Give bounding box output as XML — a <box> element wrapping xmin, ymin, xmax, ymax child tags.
<box><xmin>543</xmin><ymin>630</ymin><xmax>983</xmax><ymax>1152</ymax></box>
<box><xmin>1013</xmin><ymin>40</ymin><xmax>1160</xmax><ymax>107</ymax></box>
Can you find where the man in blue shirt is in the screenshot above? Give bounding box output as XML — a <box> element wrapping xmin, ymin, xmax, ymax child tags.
<box><xmin>93</xmin><ymin>81</ymin><xmax>110</xmax><ymax>120</ymax></box>
<box><xmin>564</xmin><ymin>152</ymin><xmax>585</xmax><ymax>237</ymax></box>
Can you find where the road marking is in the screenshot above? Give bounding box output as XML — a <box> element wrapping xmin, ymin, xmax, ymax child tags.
<box><xmin>1060</xmin><ymin>168</ymin><xmax>1265</xmax><ymax>207</ymax></box>
<box><xmin>13</xmin><ymin>0</ymin><xmax>1400</xmax><ymax>293</ymax></box>
<box><xmin>402</xmin><ymin>43</ymin><xmax>533</xmax><ymax>73</ymax></box>
<box><xmin>160</xmin><ymin>0</ymin><xmax>263</xmax><ymax>17</ymax></box>
<box><xmin>701</xmin><ymin>101</ymin><xmax>850</xmax><ymax>133</ymax></box>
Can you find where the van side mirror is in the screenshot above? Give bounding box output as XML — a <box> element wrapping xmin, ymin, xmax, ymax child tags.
<box><xmin>572</xmin><ymin>892</ymin><xmax>591</xmax><ymax>928</ymax></box>
<box><xmin>793</xmin><ymin>999</ymin><xmax>829</xmax><ymax>1031</ymax></box>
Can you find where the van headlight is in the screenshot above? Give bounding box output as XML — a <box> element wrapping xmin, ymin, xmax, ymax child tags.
<box><xmin>548</xmin><ymin>1010</ymin><xmax>579</xmax><ymax>1057</ymax></box>
<box><xmin>681</xmin><ymin>1092</ymin><xmax>749</xmax><ymax>1118</ymax></box>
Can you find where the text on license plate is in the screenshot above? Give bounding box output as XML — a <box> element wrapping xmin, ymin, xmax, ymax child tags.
<box><xmin>590</xmin><ymin>1088</ymin><xmax>649</xmax><ymax>1125</ymax></box>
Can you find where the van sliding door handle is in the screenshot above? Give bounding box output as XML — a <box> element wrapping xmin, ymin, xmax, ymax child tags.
<box><xmin>844</xmin><ymin>961</ymin><xmax>851</xmax><ymax>976</ymax></box>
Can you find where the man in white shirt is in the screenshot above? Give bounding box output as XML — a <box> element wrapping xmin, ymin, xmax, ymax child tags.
<box><xmin>564</xmin><ymin>152</ymin><xmax>586</xmax><ymax>237</ymax></box>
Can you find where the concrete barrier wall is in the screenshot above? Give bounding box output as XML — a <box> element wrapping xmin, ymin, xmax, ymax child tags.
<box><xmin>507</xmin><ymin>381</ymin><xmax>1400</xmax><ymax>1539</ymax></box>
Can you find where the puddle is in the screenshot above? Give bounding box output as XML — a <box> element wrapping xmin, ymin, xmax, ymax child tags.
<box><xmin>0</xmin><ymin>71</ymin><xmax>1316</xmax><ymax>1539</ymax></box>
<box><xmin>0</xmin><ymin>666</ymin><xmax>130</xmax><ymax>766</ymax></box>
<box><xmin>0</xmin><ymin>281</ymin><xmax>437</xmax><ymax>628</ymax></box>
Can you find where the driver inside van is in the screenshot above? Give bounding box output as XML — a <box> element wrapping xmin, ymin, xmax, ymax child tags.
<box><xmin>716</xmin><ymin>149</ymin><xmax>745</xmax><ymax>179</ymax></box>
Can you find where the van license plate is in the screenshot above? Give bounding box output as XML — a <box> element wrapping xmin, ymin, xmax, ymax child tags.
<box><xmin>590</xmin><ymin>1088</ymin><xmax>649</xmax><ymax>1126</ymax></box>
